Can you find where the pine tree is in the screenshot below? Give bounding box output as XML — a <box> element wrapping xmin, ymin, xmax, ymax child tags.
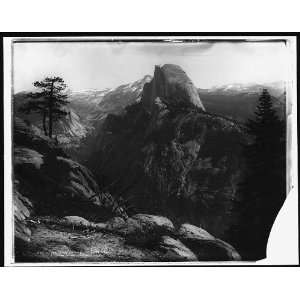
<box><xmin>20</xmin><ymin>76</ymin><xmax>69</xmax><ymax>138</ymax></box>
<box><xmin>233</xmin><ymin>88</ymin><xmax>286</xmax><ymax>260</ymax></box>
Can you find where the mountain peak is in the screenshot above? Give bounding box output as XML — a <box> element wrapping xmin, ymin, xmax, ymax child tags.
<box><xmin>141</xmin><ymin>64</ymin><xmax>205</xmax><ymax>111</ymax></box>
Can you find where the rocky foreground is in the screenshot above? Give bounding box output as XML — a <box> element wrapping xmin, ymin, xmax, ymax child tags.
<box><xmin>13</xmin><ymin>117</ymin><xmax>241</xmax><ymax>262</ymax></box>
<box><xmin>16</xmin><ymin>214</ymin><xmax>240</xmax><ymax>262</ymax></box>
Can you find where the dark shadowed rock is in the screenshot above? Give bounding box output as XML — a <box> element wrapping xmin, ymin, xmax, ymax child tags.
<box><xmin>14</xmin><ymin>187</ymin><xmax>33</xmax><ymax>242</ymax></box>
<box><xmin>13</xmin><ymin>118</ymin><xmax>122</xmax><ymax>221</ymax></box>
<box><xmin>14</xmin><ymin>117</ymin><xmax>65</xmax><ymax>157</ymax></box>
<box><xmin>14</xmin><ymin>147</ymin><xmax>44</xmax><ymax>169</ymax></box>
<box><xmin>132</xmin><ymin>214</ymin><xmax>175</xmax><ymax>232</ymax></box>
<box><xmin>185</xmin><ymin>238</ymin><xmax>241</xmax><ymax>261</ymax></box>
<box><xmin>14</xmin><ymin>181</ymin><xmax>35</xmax><ymax>261</ymax></box>
<box><xmin>159</xmin><ymin>235</ymin><xmax>197</xmax><ymax>261</ymax></box>
<box><xmin>177</xmin><ymin>223</ymin><xmax>241</xmax><ymax>261</ymax></box>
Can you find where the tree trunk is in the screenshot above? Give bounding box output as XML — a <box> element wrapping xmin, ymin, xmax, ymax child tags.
<box><xmin>48</xmin><ymin>80</ymin><xmax>54</xmax><ymax>138</ymax></box>
<box><xmin>42</xmin><ymin>110</ymin><xmax>48</xmax><ymax>136</ymax></box>
<box><xmin>49</xmin><ymin>106</ymin><xmax>53</xmax><ymax>138</ymax></box>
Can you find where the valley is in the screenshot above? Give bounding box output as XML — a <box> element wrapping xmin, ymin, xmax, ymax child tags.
<box><xmin>13</xmin><ymin>64</ymin><xmax>286</xmax><ymax>262</ymax></box>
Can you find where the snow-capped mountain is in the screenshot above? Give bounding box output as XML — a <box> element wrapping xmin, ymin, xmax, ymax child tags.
<box><xmin>68</xmin><ymin>75</ymin><xmax>152</xmax><ymax>123</ymax></box>
<box><xmin>204</xmin><ymin>81</ymin><xmax>285</xmax><ymax>97</ymax></box>
<box><xmin>198</xmin><ymin>82</ymin><xmax>285</xmax><ymax>122</ymax></box>
<box><xmin>89</xmin><ymin>75</ymin><xmax>152</xmax><ymax>122</ymax></box>
<box><xmin>68</xmin><ymin>88</ymin><xmax>112</xmax><ymax>122</ymax></box>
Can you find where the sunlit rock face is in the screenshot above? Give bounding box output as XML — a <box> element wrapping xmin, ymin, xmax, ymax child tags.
<box><xmin>142</xmin><ymin>64</ymin><xmax>205</xmax><ymax>112</ymax></box>
<box><xmin>13</xmin><ymin>93</ymin><xmax>88</xmax><ymax>147</ymax></box>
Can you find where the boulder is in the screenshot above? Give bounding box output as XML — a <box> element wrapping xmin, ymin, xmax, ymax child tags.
<box><xmin>92</xmin><ymin>223</ymin><xmax>107</xmax><ymax>231</ymax></box>
<box><xmin>55</xmin><ymin>156</ymin><xmax>100</xmax><ymax>201</ymax></box>
<box><xmin>63</xmin><ymin>216</ymin><xmax>91</xmax><ymax>228</ymax></box>
<box><xmin>106</xmin><ymin>216</ymin><xmax>127</xmax><ymax>231</ymax></box>
<box><xmin>106</xmin><ymin>214</ymin><xmax>175</xmax><ymax>247</ymax></box>
<box><xmin>14</xmin><ymin>147</ymin><xmax>44</xmax><ymax>169</ymax></box>
<box><xmin>178</xmin><ymin>223</ymin><xmax>241</xmax><ymax>261</ymax></box>
<box><xmin>132</xmin><ymin>214</ymin><xmax>175</xmax><ymax>233</ymax></box>
<box><xmin>186</xmin><ymin>239</ymin><xmax>241</xmax><ymax>261</ymax></box>
<box><xmin>159</xmin><ymin>236</ymin><xmax>197</xmax><ymax>261</ymax></box>
<box><xmin>178</xmin><ymin>223</ymin><xmax>215</xmax><ymax>240</ymax></box>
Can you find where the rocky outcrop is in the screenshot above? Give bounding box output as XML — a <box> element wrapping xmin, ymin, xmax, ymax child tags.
<box><xmin>13</xmin><ymin>118</ymin><xmax>124</xmax><ymax>222</ymax></box>
<box><xmin>63</xmin><ymin>216</ymin><xmax>91</xmax><ymax>228</ymax></box>
<box><xmin>14</xmin><ymin>93</ymin><xmax>88</xmax><ymax>147</ymax></box>
<box><xmin>14</xmin><ymin>117</ymin><xmax>65</xmax><ymax>157</ymax></box>
<box><xmin>159</xmin><ymin>236</ymin><xmax>197</xmax><ymax>261</ymax></box>
<box><xmin>15</xmin><ymin>214</ymin><xmax>241</xmax><ymax>262</ymax></box>
<box><xmin>132</xmin><ymin>214</ymin><xmax>175</xmax><ymax>232</ymax></box>
<box><xmin>87</xmin><ymin>64</ymin><xmax>245</xmax><ymax>239</ymax></box>
<box><xmin>184</xmin><ymin>238</ymin><xmax>241</xmax><ymax>261</ymax></box>
<box><xmin>178</xmin><ymin>223</ymin><xmax>241</xmax><ymax>261</ymax></box>
<box><xmin>14</xmin><ymin>185</ymin><xmax>33</xmax><ymax>243</ymax></box>
<box><xmin>106</xmin><ymin>214</ymin><xmax>175</xmax><ymax>247</ymax></box>
<box><xmin>14</xmin><ymin>148</ymin><xmax>44</xmax><ymax>169</ymax></box>
<box><xmin>178</xmin><ymin>223</ymin><xmax>215</xmax><ymax>241</ymax></box>
<box><xmin>13</xmin><ymin>117</ymin><xmax>134</xmax><ymax>262</ymax></box>
<box><xmin>141</xmin><ymin>64</ymin><xmax>205</xmax><ymax>111</ymax></box>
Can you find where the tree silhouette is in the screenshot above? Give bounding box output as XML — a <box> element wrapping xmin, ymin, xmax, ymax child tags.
<box><xmin>20</xmin><ymin>76</ymin><xmax>69</xmax><ymax>138</ymax></box>
<box><xmin>232</xmin><ymin>89</ymin><xmax>286</xmax><ymax>260</ymax></box>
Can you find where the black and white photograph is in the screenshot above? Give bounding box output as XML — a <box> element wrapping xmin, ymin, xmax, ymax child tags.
<box><xmin>3</xmin><ymin>35</ymin><xmax>297</xmax><ymax>265</ymax></box>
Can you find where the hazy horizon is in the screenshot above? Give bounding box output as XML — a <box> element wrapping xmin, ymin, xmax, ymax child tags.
<box><xmin>13</xmin><ymin>41</ymin><xmax>289</xmax><ymax>93</ymax></box>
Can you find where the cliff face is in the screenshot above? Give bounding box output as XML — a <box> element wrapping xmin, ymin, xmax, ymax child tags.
<box><xmin>13</xmin><ymin>93</ymin><xmax>88</xmax><ymax>147</ymax></box>
<box><xmin>87</xmin><ymin>65</ymin><xmax>245</xmax><ymax>239</ymax></box>
<box><xmin>142</xmin><ymin>64</ymin><xmax>205</xmax><ymax>111</ymax></box>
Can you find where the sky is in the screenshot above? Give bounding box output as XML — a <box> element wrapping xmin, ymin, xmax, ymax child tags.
<box><xmin>13</xmin><ymin>40</ymin><xmax>289</xmax><ymax>92</ymax></box>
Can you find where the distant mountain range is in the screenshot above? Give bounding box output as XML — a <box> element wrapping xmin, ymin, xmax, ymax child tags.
<box><xmin>69</xmin><ymin>75</ymin><xmax>152</xmax><ymax>122</ymax></box>
<box><xmin>198</xmin><ymin>82</ymin><xmax>285</xmax><ymax>122</ymax></box>
<box><xmin>69</xmin><ymin>79</ymin><xmax>285</xmax><ymax>125</ymax></box>
<box><xmin>68</xmin><ymin>88</ymin><xmax>112</xmax><ymax>123</ymax></box>
<box><xmin>13</xmin><ymin>77</ymin><xmax>286</xmax><ymax>148</ymax></box>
